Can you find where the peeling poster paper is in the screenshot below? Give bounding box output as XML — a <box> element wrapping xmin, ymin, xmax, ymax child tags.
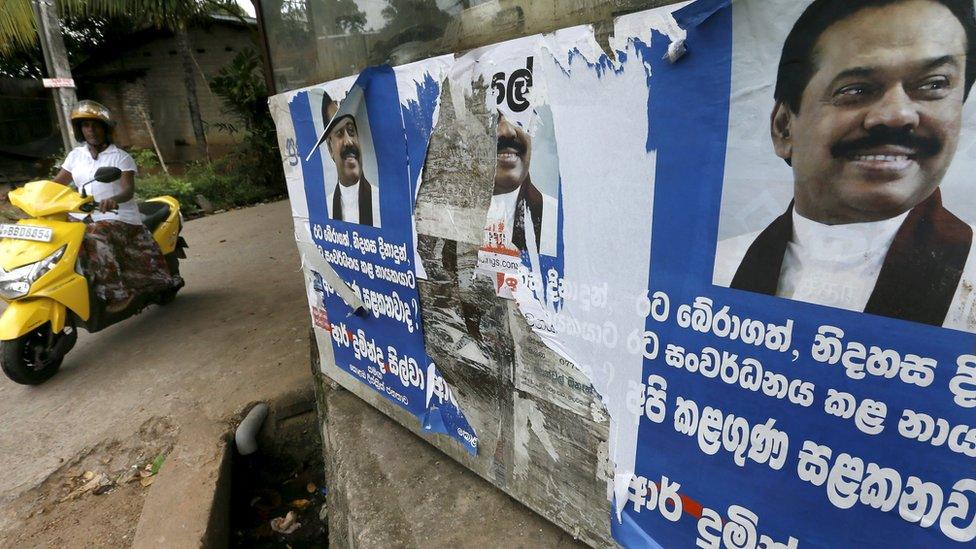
<box><xmin>271</xmin><ymin>64</ymin><xmax>478</xmax><ymax>455</ymax></box>
<box><xmin>272</xmin><ymin>0</ymin><xmax>976</xmax><ymax>545</ymax></box>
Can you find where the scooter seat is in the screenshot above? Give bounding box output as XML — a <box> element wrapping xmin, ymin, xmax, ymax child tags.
<box><xmin>138</xmin><ymin>201</ymin><xmax>170</xmax><ymax>233</ymax></box>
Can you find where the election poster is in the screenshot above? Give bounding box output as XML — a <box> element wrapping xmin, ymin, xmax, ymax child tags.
<box><xmin>272</xmin><ymin>61</ymin><xmax>478</xmax><ymax>455</ymax></box>
<box><xmin>272</xmin><ymin>0</ymin><xmax>976</xmax><ymax>546</ymax></box>
<box><xmin>622</xmin><ymin>0</ymin><xmax>976</xmax><ymax>546</ymax></box>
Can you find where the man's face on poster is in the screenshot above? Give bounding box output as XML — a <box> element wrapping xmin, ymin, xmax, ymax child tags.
<box><xmin>494</xmin><ymin>113</ymin><xmax>532</xmax><ymax>195</ymax></box>
<box><xmin>327</xmin><ymin>116</ymin><xmax>362</xmax><ymax>187</ymax></box>
<box><xmin>772</xmin><ymin>0</ymin><xmax>968</xmax><ymax>224</ymax></box>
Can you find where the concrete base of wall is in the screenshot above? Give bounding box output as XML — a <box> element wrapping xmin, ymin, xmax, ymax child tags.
<box><xmin>132</xmin><ymin>416</ymin><xmax>231</xmax><ymax>549</ymax></box>
<box><xmin>129</xmin><ymin>355</ymin><xmax>584</xmax><ymax>547</ymax></box>
<box><xmin>317</xmin><ymin>378</ymin><xmax>586</xmax><ymax>548</ymax></box>
<box><xmin>129</xmin><ymin>388</ymin><xmax>320</xmax><ymax>549</ymax></box>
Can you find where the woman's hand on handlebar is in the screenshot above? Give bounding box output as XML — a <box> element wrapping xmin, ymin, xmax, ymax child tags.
<box><xmin>98</xmin><ymin>198</ymin><xmax>118</xmax><ymax>213</ymax></box>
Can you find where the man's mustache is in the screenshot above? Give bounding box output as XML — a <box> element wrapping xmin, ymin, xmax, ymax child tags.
<box><xmin>497</xmin><ymin>135</ymin><xmax>526</xmax><ymax>156</ymax></box>
<box><xmin>340</xmin><ymin>144</ymin><xmax>360</xmax><ymax>160</ymax></box>
<box><xmin>830</xmin><ymin>126</ymin><xmax>942</xmax><ymax>159</ymax></box>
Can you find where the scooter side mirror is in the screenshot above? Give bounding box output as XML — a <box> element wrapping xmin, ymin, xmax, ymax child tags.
<box><xmin>93</xmin><ymin>167</ymin><xmax>122</xmax><ymax>183</ymax></box>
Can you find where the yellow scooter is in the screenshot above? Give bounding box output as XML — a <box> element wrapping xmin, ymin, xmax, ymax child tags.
<box><xmin>0</xmin><ymin>167</ymin><xmax>187</xmax><ymax>385</ymax></box>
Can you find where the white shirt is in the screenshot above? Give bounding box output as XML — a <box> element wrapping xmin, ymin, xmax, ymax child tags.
<box><xmin>61</xmin><ymin>145</ymin><xmax>142</xmax><ymax>225</ymax></box>
<box><xmin>486</xmin><ymin>187</ymin><xmax>520</xmax><ymax>245</ymax></box>
<box><xmin>714</xmin><ymin>210</ymin><xmax>976</xmax><ymax>333</ymax></box>
<box><xmin>484</xmin><ymin>186</ymin><xmax>559</xmax><ymax>255</ymax></box>
<box><xmin>777</xmin><ymin>209</ymin><xmax>909</xmax><ymax>312</ymax></box>
<box><xmin>328</xmin><ymin>180</ymin><xmax>381</xmax><ymax>227</ymax></box>
<box><xmin>339</xmin><ymin>180</ymin><xmax>361</xmax><ymax>225</ymax></box>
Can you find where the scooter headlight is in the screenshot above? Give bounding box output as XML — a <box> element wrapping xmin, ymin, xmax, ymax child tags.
<box><xmin>0</xmin><ymin>246</ymin><xmax>66</xmax><ymax>300</ymax></box>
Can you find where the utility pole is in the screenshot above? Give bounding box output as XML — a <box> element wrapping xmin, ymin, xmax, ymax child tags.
<box><xmin>251</xmin><ymin>0</ymin><xmax>278</xmax><ymax>95</ymax></box>
<box><xmin>32</xmin><ymin>0</ymin><xmax>77</xmax><ymax>153</ymax></box>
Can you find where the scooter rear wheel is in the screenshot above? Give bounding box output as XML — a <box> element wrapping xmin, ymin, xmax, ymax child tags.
<box><xmin>1</xmin><ymin>323</ymin><xmax>68</xmax><ymax>385</ymax></box>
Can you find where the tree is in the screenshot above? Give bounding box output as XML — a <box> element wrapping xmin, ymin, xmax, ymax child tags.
<box><xmin>0</xmin><ymin>0</ymin><xmax>247</xmax><ymax>160</ymax></box>
<box><xmin>372</xmin><ymin>0</ymin><xmax>448</xmax><ymax>64</ymax></box>
<box><xmin>210</xmin><ymin>48</ymin><xmax>284</xmax><ymax>191</ymax></box>
<box><xmin>0</xmin><ymin>15</ymin><xmax>131</xmax><ymax>79</ymax></box>
<box><xmin>331</xmin><ymin>0</ymin><xmax>367</xmax><ymax>34</ymax></box>
<box><xmin>380</xmin><ymin>0</ymin><xmax>449</xmax><ymax>30</ymax></box>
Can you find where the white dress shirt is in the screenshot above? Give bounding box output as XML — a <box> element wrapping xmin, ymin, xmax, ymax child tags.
<box><xmin>328</xmin><ymin>179</ymin><xmax>380</xmax><ymax>227</ymax></box>
<box><xmin>486</xmin><ymin>187</ymin><xmax>520</xmax><ymax>245</ymax></box>
<box><xmin>484</xmin><ymin>186</ymin><xmax>559</xmax><ymax>255</ymax></box>
<box><xmin>777</xmin><ymin>209</ymin><xmax>909</xmax><ymax>312</ymax></box>
<box><xmin>714</xmin><ymin>207</ymin><xmax>976</xmax><ymax>333</ymax></box>
<box><xmin>338</xmin><ymin>180</ymin><xmax>361</xmax><ymax>224</ymax></box>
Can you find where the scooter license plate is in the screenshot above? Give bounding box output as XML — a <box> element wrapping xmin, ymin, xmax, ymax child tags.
<box><xmin>0</xmin><ymin>224</ymin><xmax>53</xmax><ymax>242</ymax></box>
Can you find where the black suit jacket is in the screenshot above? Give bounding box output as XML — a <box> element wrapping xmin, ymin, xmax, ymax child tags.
<box><xmin>511</xmin><ymin>179</ymin><xmax>546</xmax><ymax>253</ymax></box>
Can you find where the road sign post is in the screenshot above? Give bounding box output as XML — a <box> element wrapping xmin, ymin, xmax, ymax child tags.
<box><xmin>32</xmin><ymin>0</ymin><xmax>78</xmax><ymax>154</ymax></box>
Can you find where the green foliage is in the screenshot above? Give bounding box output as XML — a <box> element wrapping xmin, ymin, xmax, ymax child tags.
<box><xmin>0</xmin><ymin>14</ymin><xmax>129</xmax><ymax>78</ymax></box>
<box><xmin>137</xmin><ymin>173</ymin><xmax>196</xmax><ymax>209</ymax></box>
<box><xmin>210</xmin><ymin>49</ymin><xmax>285</xmax><ymax>194</ymax></box>
<box><xmin>210</xmin><ymin>49</ymin><xmax>266</xmax><ymax>134</ymax></box>
<box><xmin>130</xmin><ymin>148</ymin><xmax>161</xmax><ymax>172</ymax></box>
<box><xmin>136</xmin><ymin>156</ymin><xmax>282</xmax><ymax>214</ymax></box>
<box><xmin>187</xmin><ymin>158</ymin><xmax>279</xmax><ymax>207</ymax></box>
<box><xmin>260</xmin><ymin>2</ymin><xmax>308</xmax><ymax>51</ymax></box>
<box><xmin>370</xmin><ymin>0</ymin><xmax>448</xmax><ymax>65</ymax></box>
<box><xmin>333</xmin><ymin>0</ymin><xmax>367</xmax><ymax>34</ymax></box>
<box><xmin>380</xmin><ymin>0</ymin><xmax>449</xmax><ymax>32</ymax></box>
<box><xmin>1</xmin><ymin>0</ymin><xmax>247</xmax><ymax>74</ymax></box>
<box><xmin>149</xmin><ymin>453</ymin><xmax>166</xmax><ymax>475</ymax></box>
<box><xmin>132</xmin><ymin>48</ymin><xmax>286</xmax><ymax>215</ymax></box>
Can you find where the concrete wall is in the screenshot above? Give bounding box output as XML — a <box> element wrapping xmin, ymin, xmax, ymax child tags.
<box><xmin>80</xmin><ymin>23</ymin><xmax>259</xmax><ymax>163</ymax></box>
<box><xmin>275</xmin><ymin>3</ymin><xmax>690</xmax><ymax>546</ymax></box>
<box><xmin>265</xmin><ymin>0</ymin><xmax>678</xmax><ymax>90</ymax></box>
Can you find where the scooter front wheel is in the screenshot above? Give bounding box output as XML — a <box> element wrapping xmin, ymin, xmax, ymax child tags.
<box><xmin>1</xmin><ymin>323</ymin><xmax>73</xmax><ymax>385</ymax></box>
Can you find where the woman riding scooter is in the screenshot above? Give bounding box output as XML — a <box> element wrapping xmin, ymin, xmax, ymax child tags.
<box><xmin>52</xmin><ymin>100</ymin><xmax>175</xmax><ymax>313</ymax></box>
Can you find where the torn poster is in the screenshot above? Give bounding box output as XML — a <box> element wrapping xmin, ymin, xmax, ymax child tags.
<box><xmin>273</xmin><ymin>63</ymin><xmax>478</xmax><ymax>455</ymax></box>
<box><xmin>272</xmin><ymin>0</ymin><xmax>976</xmax><ymax>545</ymax></box>
<box><xmin>626</xmin><ymin>0</ymin><xmax>976</xmax><ymax>547</ymax></box>
<box><xmin>453</xmin><ymin>19</ymin><xmax>660</xmax><ymax>537</ymax></box>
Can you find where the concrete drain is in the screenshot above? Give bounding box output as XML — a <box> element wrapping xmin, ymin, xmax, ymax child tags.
<box><xmin>230</xmin><ymin>401</ymin><xmax>327</xmax><ymax>546</ymax></box>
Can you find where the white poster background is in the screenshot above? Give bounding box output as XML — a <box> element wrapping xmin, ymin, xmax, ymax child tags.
<box><xmin>272</xmin><ymin>1</ymin><xmax>699</xmax><ymax>527</ymax></box>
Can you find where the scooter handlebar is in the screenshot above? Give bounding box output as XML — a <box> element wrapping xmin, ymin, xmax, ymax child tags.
<box><xmin>77</xmin><ymin>203</ymin><xmax>117</xmax><ymax>214</ymax></box>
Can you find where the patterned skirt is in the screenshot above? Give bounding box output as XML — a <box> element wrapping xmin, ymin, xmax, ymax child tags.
<box><xmin>82</xmin><ymin>221</ymin><xmax>174</xmax><ymax>304</ymax></box>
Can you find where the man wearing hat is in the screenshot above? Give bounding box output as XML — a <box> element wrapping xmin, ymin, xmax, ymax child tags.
<box><xmin>318</xmin><ymin>90</ymin><xmax>379</xmax><ymax>227</ymax></box>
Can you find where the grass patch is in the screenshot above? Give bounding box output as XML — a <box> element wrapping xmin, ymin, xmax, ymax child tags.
<box><xmin>132</xmin><ymin>149</ymin><xmax>283</xmax><ymax>214</ymax></box>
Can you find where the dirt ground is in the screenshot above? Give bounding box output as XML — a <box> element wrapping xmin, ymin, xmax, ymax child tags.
<box><xmin>0</xmin><ymin>200</ymin><xmax>313</xmax><ymax>546</ymax></box>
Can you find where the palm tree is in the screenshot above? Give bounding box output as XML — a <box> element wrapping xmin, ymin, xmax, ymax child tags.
<box><xmin>0</xmin><ymin>0</ymin><xmax>246</xmax><ymax>160</ymax></box>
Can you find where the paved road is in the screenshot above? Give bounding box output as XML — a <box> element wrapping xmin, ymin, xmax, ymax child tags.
<box><xmin>0</xmin><ymin>201</ymin><xmax>312</xmax><ymax>532</ymax></box>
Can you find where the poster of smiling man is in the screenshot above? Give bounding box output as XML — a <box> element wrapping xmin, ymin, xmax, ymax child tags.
<box><xmin>714</xmin><ymin>0</ymin><xmax>976</xmax><ymax>332</ymax></box>
<box><xmin>486</xmin><ymin>97</ymin><xmax>560</xmax><ymax>259</ymax></box>
<box><xmin>275</xmin><ymin>64</ymin><xmax>478</xmax><ymax>455</ymax></box>
<box><xmin>270</xmin><ymin>0</ymin><xmax>976</xmax><ymax>545</ymax></box>
<box><xmin>308</xmin><ymin>85</ymin><xmax>382</xmax><ymax>228</ymax></box>
<box><xmin>476</xmin><ymin>44</ymin><xmax>563</xmax><ymax>284</ymax></box>
<box><xmin>619</xmin><ymin>0</ymin><xmax>976</xmax><ymax>546</ymax></box>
